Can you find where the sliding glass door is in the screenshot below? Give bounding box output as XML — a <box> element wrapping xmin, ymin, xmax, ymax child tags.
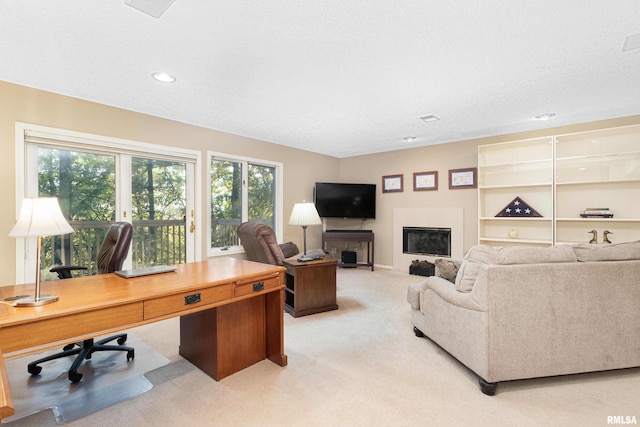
<box><xmin>18</xmin><ymin>124</ymin><xmax>198</xmax><ymax>283</ymax></box>
<box><xmin>130</xmin><ymin>157</ymin><xmax>188</xmax><ymax>268</ymax></box>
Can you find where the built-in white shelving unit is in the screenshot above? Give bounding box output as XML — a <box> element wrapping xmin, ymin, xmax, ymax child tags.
<box><xmin>478</xmin><ymin>125</ymin><xmax>640</xmax><ymax>246</ymax></box>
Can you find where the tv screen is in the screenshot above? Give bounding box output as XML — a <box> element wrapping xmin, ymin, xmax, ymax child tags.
<box><xmin>314</xmin><ymin>182</ymin><xmax>376</xmax><ymax>219</ymax></box>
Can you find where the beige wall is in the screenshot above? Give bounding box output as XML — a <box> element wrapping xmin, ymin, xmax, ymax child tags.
<box><xmin>0</xmin><ymin>81</ymin><xmax>339</xmax><ymax>286</ymax></box>
<box><xmin>2</xmin><ymin>80</ymin><xmax>640</xmax><ymax>284</ymax></box>
<box><xmin>338</xmin><ymin>115</ymin><xmax>640</xmax><ymax>268</ymax></box>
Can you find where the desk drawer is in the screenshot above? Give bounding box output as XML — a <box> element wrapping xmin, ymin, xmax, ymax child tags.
<box><xmin>234</xmin><ymin>276</ymin><xmax>281</xmax><ymax>297</ymax></box>
<box><xmin>144</xmin><ymin>284</ymin><xmax>233</xmax><ymax>320</ymax></box>
<box><xmin>0</xmin><ymin>303</ymin><xmax>143</xmax><ymax>354</ymax></box>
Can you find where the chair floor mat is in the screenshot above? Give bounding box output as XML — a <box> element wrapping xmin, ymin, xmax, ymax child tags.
<box><xmin>4</xmin><ymin>333</ymin><xmax>169</xmax><ymax>424</ymax></box>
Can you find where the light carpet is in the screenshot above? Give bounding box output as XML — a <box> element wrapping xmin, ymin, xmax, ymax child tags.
<box><xmin>5</xmin><ymin>333</ymin><xmax>169</xmax><ymax>424</ymax></box>
<box><xmin>6</xmin><ymin>268</ymin><xmax>640</xmax><ymax>426</ymax></box>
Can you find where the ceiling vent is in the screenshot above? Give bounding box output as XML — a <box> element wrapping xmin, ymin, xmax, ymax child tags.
<box><xmin>125</xmin><ymin>0</ymin><xmax>176</xmax><ymax>19</ymax></box>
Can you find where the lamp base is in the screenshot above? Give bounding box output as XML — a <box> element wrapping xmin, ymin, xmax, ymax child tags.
<box><xmin>14</xmin><ymin>294</ymin><xmax>59</xmax><ymax>307</ymax></box>
<box><xmin>297</xmin><ymin>255</ymin><xmax>316</xmax><ymax>262</ymax></box>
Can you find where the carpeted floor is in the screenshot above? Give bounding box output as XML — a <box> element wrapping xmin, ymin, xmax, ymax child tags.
<box><xmin>6</xmin><ymin>268</ymin><xmax>640</xmax><ymax>426</ymax></box>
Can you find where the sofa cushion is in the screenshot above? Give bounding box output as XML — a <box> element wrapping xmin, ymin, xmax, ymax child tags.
<box><xmin>454</xmin><ymin>245</ymin><xmax>497</xmax><ymax>292</ymax></box>
<box><xmin>494</xmin><ymin>244</ymin><xmax>577</xmax><ymax>265</ymax></box>
<box><xmin>434</xmin><ymin>258</ymin><xmax>460</xmax><ymax>283</ymax></box>
<box><xmin>406</xmin><ymin>282</ymin><xmax>422</xmax><ymax>310</ymax></box>
<box><xmin>454</xmin><ymin>244</ymin><xmax>578</xmax><ymax>292</ymax></box>
<box><xmin>572</xmin><ymin>240</ymin><xmax>640</xmax><ymax>262</ymax></box>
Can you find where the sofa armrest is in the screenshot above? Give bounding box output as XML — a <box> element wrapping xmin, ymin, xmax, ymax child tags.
<box><xmin>426</xmin><ymin>276</ymin><xmax>486</xmax><ymax>312</ymax></box>
<box><xmin>408</xmin><ymin>276</ymin><xmax>485</xmax><ymax>312</ymax></box>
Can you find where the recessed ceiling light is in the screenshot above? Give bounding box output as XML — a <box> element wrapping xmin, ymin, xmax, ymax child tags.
<box><xmin>534</xmin><ymin>113</ymin><xmax>555</xmax><ymax>120</ymax></box>
<box><xmin>151</xmin><ymin>72</ymin><xmax>176</xmax><ymax>83</ymax></box>
<box><xmin>419</xmin><ymin>114</ymin><xmax>440</xmax><ymax>123</ymax></box>
<box><xmin>402</xmin><ymin>136</ymin><xmax>417</xmax><ymax>143</ymax></box>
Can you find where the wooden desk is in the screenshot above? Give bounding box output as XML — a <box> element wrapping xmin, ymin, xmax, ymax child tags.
<box><xmin>0</xmin><ymin>258</ymin><xmax>287</xmax><ymax>423</ymax></box>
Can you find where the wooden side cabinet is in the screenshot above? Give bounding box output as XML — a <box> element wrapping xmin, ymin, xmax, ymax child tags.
<box><xmin>282</xmin><ymin>258</ymin><xmax>338</xmax><ymax>317</ymax></box>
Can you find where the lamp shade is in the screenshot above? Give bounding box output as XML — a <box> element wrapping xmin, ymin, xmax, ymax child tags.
<box><xmin>288</xmin><ymin>202</ymin><xmax>322</xmax><ymax>226</ymax></box>
<box><xmin>9</xmin><ymin>197</ymin><xmax>74</xmax><ymax>237</ymax></box>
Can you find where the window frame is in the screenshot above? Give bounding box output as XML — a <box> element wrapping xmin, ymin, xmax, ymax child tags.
<box><xmin>207</xmin><ymin>151</ymin><xmax>283</xmax><ymax>257</ymax></box>
<box><xmin>15</xmin><ymin>122</ymin><xmax>202</xmax><ymax>283</ymax></box>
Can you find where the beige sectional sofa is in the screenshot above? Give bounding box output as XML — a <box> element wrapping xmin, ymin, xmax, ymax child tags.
<box><xmin>407</xmin><ymin>241</ymin><xmax>640</xmax><ymax>395</ymax></box>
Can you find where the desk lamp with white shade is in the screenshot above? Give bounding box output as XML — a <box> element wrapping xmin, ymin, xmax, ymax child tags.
<box><xmin>9</xmin><ymin>197</ymin><xmax>74</xmax><ymax>307</ymax></box>
<box><xmin>288</xmin><ymin>201</ymin><xmax>322</xmax><ymax>262</ymax></box>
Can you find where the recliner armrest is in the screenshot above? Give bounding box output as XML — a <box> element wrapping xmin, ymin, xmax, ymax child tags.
<box><xmin>279</xmin><ymin>242</ymin><xmax>299</xmax><ymax>259</ymax></box>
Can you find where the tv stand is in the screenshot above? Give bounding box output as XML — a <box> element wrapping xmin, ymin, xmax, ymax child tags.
<box><xmin>322</xmin><ymin>230</ymin><xmax>374</xmax><ymax>271</ymax></box>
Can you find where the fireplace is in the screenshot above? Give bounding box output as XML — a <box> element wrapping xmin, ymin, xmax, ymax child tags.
<box><xmin>403</xmin><ymin>227</ymin><xmax>451</xmax><ymax>257</ymax></box>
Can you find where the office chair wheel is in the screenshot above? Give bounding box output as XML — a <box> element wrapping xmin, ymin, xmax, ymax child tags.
<box><xmin>69</xmin><ymin>371</ymin><xmax>83</xmax><ymax>383</ymax></box>
<box><xmin>117</xmin><ymin>334</ymin><xmax>128</xmax><ymax>345</ymax></box>
<box><xmin>28</xmin><ymin>364</ymin><xmax>42</xmax><ymax>376</ymax></box>
<box><xmin>63</xmin><ymin>343</ymin><xmax>76</xmax><ymax>351</ymax></box>
<box><xmin>127</xmin><ymin>350</ymin><xmax>135</xmax><ymax>361</ymax></box>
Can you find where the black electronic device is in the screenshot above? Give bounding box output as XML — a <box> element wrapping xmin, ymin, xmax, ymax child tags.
<box><xmin>314</xmin><ymin>182</ymin><xmax>376</xmax><ymax>219</ymax></box>
<box><xmin>341</xmin><ymin>250</ymin><xmax>357</xmax><ymax>266</ymax></box>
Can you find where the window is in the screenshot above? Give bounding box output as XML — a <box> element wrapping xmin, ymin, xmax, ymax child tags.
<box><xmin>208</xmin><ymin>152</ymin><xmax>283</xmax><ymax>255</ymax></box>
<box><xmin>15</xmin><ymin>123</ymin><xmax>201</xmax><ymax>284</ymax></box>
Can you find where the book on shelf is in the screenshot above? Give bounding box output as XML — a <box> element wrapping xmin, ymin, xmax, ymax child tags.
<box><xmin>581</xmin><ymin>208</ymin><xmax>613</xmax><ymax>218</ymax></box>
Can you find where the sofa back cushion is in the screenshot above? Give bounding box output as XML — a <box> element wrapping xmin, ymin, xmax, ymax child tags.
<box><xmin>572</xmin><ymin>240</ymin><xmax>640</xmax><ymax>262</ymax></box>
<box><xmin>454</xmin><ymin>244</ymin><xmax>577</xmax><ymax>292</ymax></box>
<box><xmin>454</xmin><ymin>245</ymin><xmax>497</xmax><ymax>292</ymax></box>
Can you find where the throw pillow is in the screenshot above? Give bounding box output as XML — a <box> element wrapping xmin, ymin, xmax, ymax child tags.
<box><xmin>434</xmin><ymin>258</ymin><xmax>460</xmax><ymax>283</ymax></box>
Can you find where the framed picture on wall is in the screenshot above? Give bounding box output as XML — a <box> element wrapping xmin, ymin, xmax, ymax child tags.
<box><xmin>413</xmin><ymin>171</ymin><xmax>438</xmax><ymax>191</ymax></box>
<box><xmin>382</xmin><ymin>174</ymin><xmax>403</xmax><ymax>193</ymax></box>
<box><xmin>448</xmin><ymin>168</ymin><xmax>477</xmax><ymax>189</ymax></box>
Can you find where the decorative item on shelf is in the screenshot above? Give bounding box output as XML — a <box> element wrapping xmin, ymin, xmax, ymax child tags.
<box><xmin>603</xmin><ymin>230</ymin><xmax>613</xmax><ymax>244</ymax></box>
<box><xmin>288</xmin><ymin>201</ymin><xmax>322</xmax><ymax>262</ymax></box>
<box><xmin>8</xmin><ymin>197</ymin><xmax>74</xmax><ymax>306</ymax></box>
<box><xmin>508</xmin><ymin>229</ymin><xmax>518</xmax><ymax>239</ymax></box>
<box><xmin>495</xmin><ymin>196</ymin><xmax>542</xmax><ymax>217</ymax></box>
<box><xmin>588</xmin><ymin>230</ymin><xmax>598</xmax><ymax>244</ymax></box>
<box><xmin>580</xmin><ymin>208</ymin><xmax>614</xmax><ymax>218</ymax></box>
<box><xmin>409</xmin><ymin>259</ymin><xmax>435</xmax><ymax>277</ymax></box>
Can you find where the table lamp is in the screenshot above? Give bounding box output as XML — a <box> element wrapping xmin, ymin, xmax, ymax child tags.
<box><xmin>9</xmin><ymin>197</ymin><xmax>74</xmax><ymax>307</ymax></box>
<box><xmin>288</xmin><ymin>201</ymin><xmax>322</xmax><ymax>262</ymax></box>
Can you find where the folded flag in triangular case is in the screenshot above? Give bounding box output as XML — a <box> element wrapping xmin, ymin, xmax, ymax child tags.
<box><xmin>495</xmin><ymin>196</ymin><xmax>542</xmax><ymax>217</ymax></box>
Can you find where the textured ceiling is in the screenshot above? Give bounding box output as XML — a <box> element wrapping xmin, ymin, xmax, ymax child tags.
<box><xmin>1</xmin><ymin>1</ymin><xmax>639</xmax><ymax>158</ymax></box>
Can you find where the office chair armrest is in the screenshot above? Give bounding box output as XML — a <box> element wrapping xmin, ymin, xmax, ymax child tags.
<box><xmin>50</xmin><ymin>265</ymin><xmax>88</xmax><ymax>279</ymax></box>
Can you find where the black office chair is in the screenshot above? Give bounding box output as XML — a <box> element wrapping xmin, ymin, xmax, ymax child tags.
<box><xmin>28</xmin><ymin>222</ymin><xmax>135</xmax><ymax>383</ymax></box>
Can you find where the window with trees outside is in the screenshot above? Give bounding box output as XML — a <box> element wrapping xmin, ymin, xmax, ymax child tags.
<box><xmin>209</xmin><ymin>153</ymin><xmax>283</xmax><ymax>255</ymax></box>
<box><xmin>16</xmin><ymin>124</ymin><xmax>199</xmax><ymax>284</ymax></box>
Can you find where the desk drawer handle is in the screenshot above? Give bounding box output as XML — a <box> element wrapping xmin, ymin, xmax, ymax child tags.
<box><xmin>252</xmin><ymin>282</ymin><xmax>264</xmax><ymax>292</ymax></box>
<box><xmin>185</xmin><ymin>293</ymin><xmax>201</xmax><ymax>305</ymax></box>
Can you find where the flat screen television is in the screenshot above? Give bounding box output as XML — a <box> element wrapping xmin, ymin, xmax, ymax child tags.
<box><xmin>313</xmin><ymin>182</ymin><xmax>376</xmax><ymax>219</ymax></box>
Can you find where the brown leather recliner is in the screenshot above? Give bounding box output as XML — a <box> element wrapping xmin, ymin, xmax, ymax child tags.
<box><xmin>237</xmin><ymin>221</ymin><xmax>299</xmax><ymax>265</ymax></box>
